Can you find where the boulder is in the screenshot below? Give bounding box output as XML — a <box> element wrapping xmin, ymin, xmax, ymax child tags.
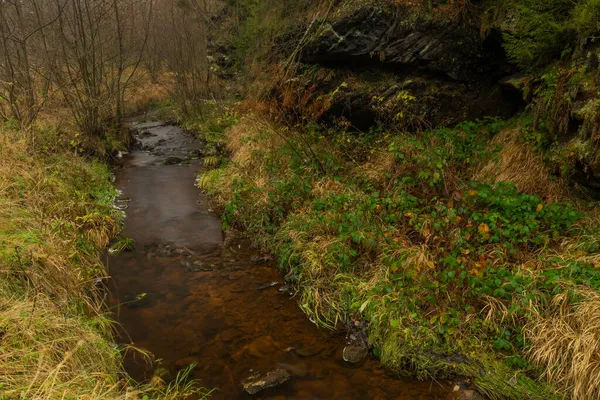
<box><xmin>300</xmin><ymin>5</ymin><xmax>510</xmax><ymax>83</ymax></box>
<box><xmin>273</xmin><ymin>3</ymin><xmax>522</xmax><ymax>131</ymax></box>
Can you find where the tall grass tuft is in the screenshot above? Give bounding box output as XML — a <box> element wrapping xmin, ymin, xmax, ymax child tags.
<box><xmin>526</xmin><ymin>290</ymin><xmax>600</xmax><ymax>400</ymax></box>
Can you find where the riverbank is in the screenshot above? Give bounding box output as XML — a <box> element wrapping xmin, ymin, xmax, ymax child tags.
<box><xmin>0</xmin><ymin>120</ymin><xmax>207</xmax><ymax>399</ymax></box>
<box><xmin>108</xmin><ymin>118</ymin><xmax>450</xmax><ymax>399</ymax></box>
<box><xmin>0</xmin><ymin>122</ymin><xmax>124</xmax><ymax>398</ymax></box>
<box><xmin>197</xmin><ymin>112</ymin><xmax>600</xmax><ymax>400</ymax></box>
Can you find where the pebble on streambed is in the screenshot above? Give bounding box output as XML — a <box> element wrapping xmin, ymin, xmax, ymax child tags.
<box><xmin>242</xmin><ymin>368</ymin><xmax>291</xmax><ymax>395</ymax></box>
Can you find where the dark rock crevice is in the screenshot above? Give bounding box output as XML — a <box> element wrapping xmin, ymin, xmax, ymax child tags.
<box><xmin>275</xmin><ymin>5</ymin><xmax>523</xmax><ymax>132</ymax></box>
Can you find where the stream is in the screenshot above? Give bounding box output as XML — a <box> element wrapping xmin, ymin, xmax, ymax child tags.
<box><xmin>107</xmin><ymin>121</ymin><xmax>450</xmax><ymax>399</ymax></box>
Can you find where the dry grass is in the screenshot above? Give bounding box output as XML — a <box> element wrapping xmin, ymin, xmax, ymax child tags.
<box><xmin>0</xmin><ymin>293</ymin><xmax>210</xmax><ymax>400</ymax></box>
<box><xmin>0</xmin><ymin>132</ymin><xmax>118</xmax><ymax>308</ymax></box>
<box><xmin>474</xmin><ymin>128</ymin><xmax>568</xmax><ymax>202</ymax></box>
<box><xmin>525</xmin><ymin>290</ymin><xmax>600</xmax><ymax>400</ymax></box>
<box><xmin>0</xmin><ymin>128</ymin><xmax>123</xmax><ymax>398</ymax></box>
<box><xmin>199</xmin><ymin>115</ymin><xmax>288</xmax><ymax>217</ymax></box>
<box><xmin>227</xmin><ymin>116</ymin><xmax>285</xmax><ymax>171</ymax></box>
<box><xmin>125</xmin><ymin>72</ymin><xmax>174</xmax><ymax>116</ymax></box>
<box><xmin>352</xmin><ymin>151</ymin><xmax>396</xmax><ymax>188</ymax></box>
<box><xmin>0</xmin><ymin>294</ymin><xmax>124</xmax><ymax>399</ymax></box>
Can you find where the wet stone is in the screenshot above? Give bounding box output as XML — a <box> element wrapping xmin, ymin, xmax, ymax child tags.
<box><xmin>295</xmin><ymin>344</ymin><xmax>324</xmax><ymax>358</ymax></box>
<box><xmin>219</xmin><ymin>329</ymin><xmax>238</xmax><ymax>342</ymax></box>
<box><xmin>174</xmin><ymin>247</ymin><xmax>195</xmax><ymax>256</ymax></box>
<box><xmin>312</xmin><ymin>364</ymin><xmax>330</xmax><ymax>379</ymax></box>
<box><xmin>281</xmin><ymin>362</ymin><xmax>308</xmax><ymax>377</ymax></box>
<box><xmin>278</xmin><ymin>285</ymin><xmax>292</xmax><ymax>294</ymax></box>
<box><xmin>242</xmin><ymin>335</ymin><xmax>279</xmax><ymax>358</ymax></box>
<box><xmin>449</xmin><ymin>382</ymin><xmax>486</xmax><ymax>400</ymax></box>
<box><xmin>342</xmin><ymin>345</ymin><xmax>368</xmax><ymax>364</ymax></box>
<box><xmin>249</xmin><ymin>255</ymin><xmax>272</xmax><ymax>264</ymax></box>
<box><xmin>456</xmin><ymin>389</ymin><xmax>486</xmax><ymax>400</ymax></box>
<box><xmin>188</xmin><ymin>149</ymin><xmax>204</xmax><ymax>158</ymax></box>
<box><xmin>242</xmin><ymin>368</ymin><xmax>291</xmax><ymax>395</ymax></box>
<box><xmin>181</xmin><ymin>260</ymin><xmax>215</xmax><ymax>272</ymax></box>
<box><xmin>164</xmin><ymin>156</ymin><xmax>183</xmax><ymax>165</ymax></box>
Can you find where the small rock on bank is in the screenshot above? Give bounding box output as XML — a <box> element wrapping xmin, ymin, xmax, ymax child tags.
<box><xmin>342</xmin><ymin>345</ymin><xmax>368</xmax><ymax>364</ymax></box>
<box><xmin>242</xmin><ymin>368</ymin><xmax>291</xmax><ymax>395</ymax></box>
<box><xmin>448</xmin><ymin>383</ymin><xmax>486</xmax><ymax>400</ymax></box>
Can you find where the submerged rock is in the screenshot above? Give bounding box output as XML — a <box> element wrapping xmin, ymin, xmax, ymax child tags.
<box><xmin>242</xmin><ymin>368</ymin><xmax>291</xmax><ymax>395</ymax></box>
<box><xmin>459</xmin><ymin>390</ymin><xmax>486</xmax><ymax>400</ymax></box>
<box><xmin>164</xmin><ymin>156</ymin><xmax>183</xmax><ymax>165</ymax></box>
<box><xmin>342</xmin><ymin>345</ymin><xmax>368</xmax><ymax>364</ymax></box>
<box><xmin>294</xmin><ymin>343</ymin><xmax>324</xmax><ymax>358</ymax></box>
<box><xmin>249</xmin><ymin>255</ymin><xmax>272</xmax><ymax>264</ymax></box>
<box><xmin>174</xmin><ymin>357</ymin><xmax>199</xmax><ymax>369</ymax></box>
<box><xmin>181</xmin><ymin>260</ymin><xmax>216</xmax><ymax>272</ymax></box>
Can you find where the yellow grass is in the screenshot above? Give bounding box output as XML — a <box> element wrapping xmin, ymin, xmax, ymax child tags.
<box><xmin>525</xmin><ymin>290</ymin><xmax>600</xmax><ymax>400</ymax></box>
<box><xmin>474</xmin><ymin>128</ymin><xmax>568</xmax><ymax>202</ymax></box>
<box><xmin>0</xmin><ymin>294</ymin><xmax>124</xmax><ymax>399</ymax></box>
<box><xmin>125</xmin><ymin>72</ymin><xmax>174</xmax><ymax>116</ymax></box>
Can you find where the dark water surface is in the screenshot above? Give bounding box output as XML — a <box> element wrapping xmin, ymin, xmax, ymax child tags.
<box><xmin>108</xmin><ymin>121</ymin><xmax>450</xmax><ymax>399</ymax></box>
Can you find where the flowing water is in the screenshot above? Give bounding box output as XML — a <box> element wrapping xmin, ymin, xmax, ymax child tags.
<box><xmin>107</xmin><ymin>121</ymin><xmax>450</xmax><ymax>399</ymax></box>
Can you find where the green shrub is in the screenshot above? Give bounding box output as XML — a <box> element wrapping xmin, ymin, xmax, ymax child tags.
<box><xmin>502</xmin><ymin>0</ymin><xmax>575</xmax><ymax>70</ymax></box>
<box><xmin>572</xmin><ymin>0</ymin><xmax>600</xmax><ymax>38</ymax></box>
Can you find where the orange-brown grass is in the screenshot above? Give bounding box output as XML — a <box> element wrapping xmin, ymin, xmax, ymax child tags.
<box><xmin>223</xmin><ymin>116</ymin><xmax>288</xmax><ymax>180</ymax></box>
<box><xmin>198</xmin><ymin>116</ymin><xmax>288</xmax><ymax>244</ymax></box>
<box><xmin>525</xmin><ymin>290</ymin><xmax>600</xmax><ymax>400</ymax></box>
<box><xmin>35</xmin><ymin>70</ymin><xmax>173</xmax><ymax>126</ymax></box>
<box><xmin>125</xmin><ymin>72</ymin><xmax>174</xmax><ymax>116</ymax></box>
<box><xmin>474</xmin><ymin>128</ymin><xmax>568</xmax><ymax>202</ymax></box>
<box><xmin>352</xmin><ymin>151</ymin><xmax>396</xmax><ymax>189</ymax></box>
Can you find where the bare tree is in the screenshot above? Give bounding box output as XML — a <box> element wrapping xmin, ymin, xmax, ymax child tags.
<box><xmin>0</xmin><ymin>0</ymin><xmax>214</xmax><ymax>135</ymax></box>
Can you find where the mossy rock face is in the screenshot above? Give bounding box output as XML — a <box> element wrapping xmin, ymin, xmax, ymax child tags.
<box><xmin>270</xmin><ymin>3</ymin><xmax>524</xmax><ymax>132</ymax></box>
<box><xmin>300</xmin><ymin>5</ymin><xmax>511</xmax><ymax>83</ymax></box>
<box><xmin>271</xmin><ymin>64</ymin><xmax>522</xmax><ymax>132</ymax></box>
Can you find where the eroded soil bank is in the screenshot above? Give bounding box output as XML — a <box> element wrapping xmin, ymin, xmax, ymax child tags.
<box><xmin>107</xmin><ymin>121</ymin><xmax>451</xmax><ymax>399</ymax></box>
